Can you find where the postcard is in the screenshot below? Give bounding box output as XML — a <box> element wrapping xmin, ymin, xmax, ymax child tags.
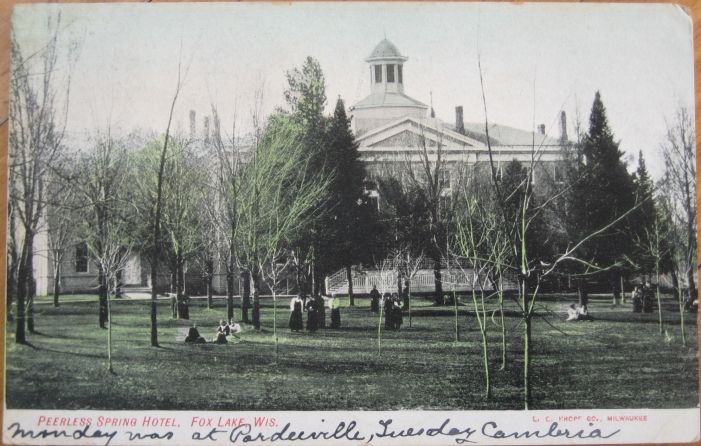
<box><xmin>3</xmin><ymin>2</ymin><xmax>699</xmax><ymax>445</ymax></box>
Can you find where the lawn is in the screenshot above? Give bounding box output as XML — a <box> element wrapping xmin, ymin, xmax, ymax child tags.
<box><xmin>4</xmin><ymin>293</ymin><xmax>698</xmax><ymax>410</ymax></box>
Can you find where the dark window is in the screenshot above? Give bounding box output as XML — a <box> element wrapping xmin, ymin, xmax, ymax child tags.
<box><xmin>374</xmin><ymin>65</ymin><xmax>382</xmax><ymax>83</ymax></box>
<box><xmin>369</xmin><ymin>196</ymin><xmax>379</xmax><ymax>211</ymax></box>
<box><xmin>75</xmin><ymin>242</ymin><xmax>88</xmax><ymax>273</ymax></box>
<box><xmin>386</xmin><ymin>64</ymin><xmax>395</xmax><ymax>82</ymax></box>
<box><xmin>398</xmin><ymin>65</ymin><xmax>403</xmax><ymax>83</ymax></box>
<box><xmin>554</xmin><ymin>164</ymin><xmax>566</xmax><ymax>183</ymax></box>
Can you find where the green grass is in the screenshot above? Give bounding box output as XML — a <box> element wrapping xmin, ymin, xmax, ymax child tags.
<box><xmin>5</xmin><ymin>293</ymin><xmax>698</xmax><ymax>410</ymax></box>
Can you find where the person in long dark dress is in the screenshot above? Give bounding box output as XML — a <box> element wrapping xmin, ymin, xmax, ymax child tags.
<box><xmin>370</xmin><ymin>286</ymin><xmax>381</xmax><ymax>313</ymax></box>
<box><xmin>306</xmin><ymin>298</ymin><xmax>319</xmax><ymax>332</ymax></box>
<box><xmin>383</xmin><ymin>293</ymin><xmax>393</xmax><ymax>329</ymax></box>
<box><xmin>392</xmin><ymin>294</ymin><xmax>403</xmax><ymax>330</ymax></box>
<box><xmin>289</xmin><ymin>296</ymin><xmax>304</xmax><ymax>331</ymax></box>
<box><xmin>330</xmin><ymin>295</ymin><xmax>341</xmax><ymax>328</ymax></box>
<box><xmin>316</xmin><ymin>294</ymin><xmax>326</xmax><ymax>328</ymax></box>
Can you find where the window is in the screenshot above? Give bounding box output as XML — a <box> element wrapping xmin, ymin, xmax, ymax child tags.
<box><xmin>398</xmin><ymin>65</ymin><xmax>403</xmax><ymax>83</ymax></box>
<box><xmin>439</xmin><ymin>195</ymin><xmax>452</xmax><ymax>217</ymax></box>
<box><xmin>386</xmin><ymin>64</ymin><xmax>395</xmax><ymax>82</ymax></box>
<box><xmin>374</xmin><ymin>65</ymin><xmax>382</xmax><ymax>83</ymax></box>
<box><xmin>438</xmin><ymin>169</ymin><xmax>451</xmax><ymax>190</ymax></box>
<box><xmin>75</xmin><ymin>242</ymin><xmax>88</xmax><ymax>273</ymax></box>
<box><xmin>554</xmin><ymin>164</ymin><xmax>566</xmax><ymax>183</ymax></box>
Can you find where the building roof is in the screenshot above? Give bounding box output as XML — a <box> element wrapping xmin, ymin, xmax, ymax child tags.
<box><xmin>352</xmin><ymin>91</ymin><xmax>428</xmax><ymax>110</ymax></box>
<box><xmin>445</xmin><ymin>121</ymin><xmax>562</xmax><ymax>146</ymax></box>
<box><xmin>366</xmin><ymin>39</ymin><xmax>407</xmax><ymax>61</ymax></box>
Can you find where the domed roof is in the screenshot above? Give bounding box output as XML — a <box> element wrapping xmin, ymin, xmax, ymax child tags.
<box><xmin>367</xmin><ymin>39</ymin><xmax>407</xmax><ymax>61</ymax></box>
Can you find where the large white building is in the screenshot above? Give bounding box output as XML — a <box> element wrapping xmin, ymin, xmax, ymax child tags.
<box><xmin>31</xmin><ymin>38</ymin><xmax>568</xmax><ymax>297</ymax></box>
<box><xmin>350</xmin><ymin>38</ymin><xmax>567</xmax><ymax>208</ymax></box>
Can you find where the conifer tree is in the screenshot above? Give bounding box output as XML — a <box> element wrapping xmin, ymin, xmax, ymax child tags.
<box><xmin>568</xmin><ymin>91</ymin><xmax>636</xmax><ymax>304</ymax></box>
<box><xmin>323</xmin><ymin>98</ymin><xmax>377</xmax><ymax>304</ymax></box>
<box><xmin>631</xmin><ymin>151</ymin><xmax>657</xmax><ymax>278</ymax></box>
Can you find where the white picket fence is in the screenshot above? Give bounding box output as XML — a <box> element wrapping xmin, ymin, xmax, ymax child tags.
<box><xmin>326</xmin><ymin>268</ymin><xmax>517</xmax><ymax>295</ymax></box>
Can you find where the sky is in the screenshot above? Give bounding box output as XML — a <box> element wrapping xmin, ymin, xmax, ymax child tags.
<box><xmin>12</xmin><ymin>2</ymin><xmax>695</xmax><ymax>178</ymax></box>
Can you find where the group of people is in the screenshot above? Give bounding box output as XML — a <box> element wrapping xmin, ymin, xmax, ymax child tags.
<box><xmin>183</xmin><ymin>319</ymin><xmax>241</xmax><ymax>344</ymax></box>
<box><xmin>566</xmin><ymin>303</ymin><xmax>593</xmax><ymax>321</ymax></box>
<box><xmin>383</xmin><ymin>292</ymin><xmax>404</xmax><ymax>330</ymax></box>
<box><xmin>289</xmin><ymin>294</ymin><xmax>342</xmax><ymax>332</ymax></box>
<box><xmin>369</xmin><ymin>286</ymin><xmax>404</xmax><ymax>330</ymax></box>
<box><xmin>632</xmin><ymin>283</ymin><xmax>655</xmax><ymax>313</ymax></box>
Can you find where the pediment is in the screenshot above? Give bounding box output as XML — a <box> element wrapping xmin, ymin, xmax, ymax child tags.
<box><xmin>358</xmin><ymin>117</ymin><xmax>485</xmax><ymax>150</ymax></box>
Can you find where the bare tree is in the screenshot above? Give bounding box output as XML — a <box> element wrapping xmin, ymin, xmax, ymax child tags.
<box><xmin>147</xmin><ymin>50</ymin><xmax>188</xmax><ymax>346</ymax></box>
<box><xmin>660</xmin><ymin>106</ymin><xmax>696</xmax><ymax>310</ymax></box>
<box><xmin>237</xmin><ymin>115</ymin><xmax>332</xmax><ymax>332</ymax></box>
<box><xmin>477</xmin><ymin>56</ymin><xmax>639</xmax><ymax>408</ymax></box>
<box><xmin>9</xmin><ymin>14</ymin><xmax>78</xmax><ymax>341</ymax></box>
<box><xmin>45</xmin><ymin>160</ymin><xmax>79</xmax><ymax>307</ymax></box>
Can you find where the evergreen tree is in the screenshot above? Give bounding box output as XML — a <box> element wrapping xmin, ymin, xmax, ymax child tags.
<box><xmin>631</xmin><ymin>151</ymin><xmax>657</xmax><ymax>278</ymax></box>
<box><xmin>568</xmin><ymin>91</ymin><xmax>636</xmax><ymax>304</ymax></box>
<box><xmin>322</xmin><ymin>97</ymin><xmax>378</xmax><ymax>304</ymax></box>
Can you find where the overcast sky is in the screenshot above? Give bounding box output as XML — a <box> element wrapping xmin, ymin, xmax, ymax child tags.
<box><xmin>12</xmin><ymin>2</ymin><xmax>694</xmax><ymax>178</ymax></box>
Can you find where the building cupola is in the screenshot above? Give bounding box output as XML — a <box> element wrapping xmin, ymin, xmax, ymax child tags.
<box><xmin>366</xmin><ymin>38</ymin><xmax>408</xmax><ymax>95</ymax></box>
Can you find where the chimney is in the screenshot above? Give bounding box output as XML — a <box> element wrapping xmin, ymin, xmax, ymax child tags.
<box><xmin>203</xmin><ymin>116</ymin><xmax>210</xmax><ymax>144</ymax></box>
<box><xmin>455</xmin><ymin>106</ymin><xmax>465</xmax><ymax>135</ymax></box>
<box><xmin>189</xmin><ymin>110</ymin><xmax>196</xmax><ymax>138</ymax></box>
<box><xmin>213</xmin><ymin>113</ymin><xmax>221</xmax><ymax>144</ymax></box>
<box><xmin>538</xmin><ymin>124</ymin><xmax>546</xmax><ymax>135</ymax></box>
<box><xmin>560</xmin><ymin>111</ymin><xmax>568</xmax><ymax>143</ymax></box>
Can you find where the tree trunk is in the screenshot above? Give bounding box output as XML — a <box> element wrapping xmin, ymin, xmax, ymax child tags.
<box><xmin>206</xmin><ymin>260</ymin><xmax>214</xmax><ymax>309</ymax></box>
<box><xmin>433</xmin><ymin>258</ymin><xmax>443</xmax><ymax>305</ymax></box>
<box><xmin>523</xmin><ymin>313</ymin><xmax>532</xmax><ymax>409</ymax></box>
<box><xmin>346</xmin><ymin>265</ymin><xmax>354</xmax><ymax>306</ymax></box>
<box><xmin>53</xmin><ymin>263</ymin><xmax>61</xmax><ymax>307</ymax></box>
<box><xmin>150</xmin><ymin>259</ymin><xmax>158</xmax><ymax>347</ymax></box>
<box><xmin>26</xmin><ymin>241</ymin><xmax>36</xmax><ymax>333</ymax></box>
<box><xmin>241</xmin><ymin>269</ymin><xmax>250</xmax><ymax>323</ymax></box>
<box><xmin>107</xmin><ymin>287</ymin><xmax>113</xmax><ymax>373</ymax></box>
<box><xmin>225</xmin><ymin>268</ymin><xmax>234</xmax><ymax>321</ymax></box>
<box><xmin>176</xmin><ymin>256</ymin><xmax>186</xmax><ymax>319</ymax></box>
<box><xmin>612</xmin><ymin>272</ymin><xmax>621</xmax><ymax>306</ymax></box>
<box><xmin>15</xmin><ymin>235</ymin><xmax>30</xmax><ymax>343</ymax></box>
<box><xmin>655</xmin><ymin>261</ymin><xmax>663</xmax><ymax>335</ymax></box>
<box><xmin>98</xmin><ymin>266</ymin><xmax>108</xmax><ymax>328</ymax></box>
<box><xmin>577</xmin><ymin>278</ymin><xmax>588</xmax><ymax>307</ymax></box>
<box><xmin>251</xmin><ymin>268</ymin><xmax>261</xmax><ymax>330</ymax></box>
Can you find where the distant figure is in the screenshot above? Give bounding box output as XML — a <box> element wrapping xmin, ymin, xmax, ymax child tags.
<box><xmin>566</xmin><ymin>303</ymin><xmax>578</xmax><ymax>321</ymax></box>
<box><xmin>214</xmin><ymin>319</ymin><xmax>229</xmax><ymax>344</ymax></box>
<box><xmin>306</xmin><ymin>298</ymin><xmax>319</xmax><ymax>332</ymax></box>
<box><xmin>392</xmin><ymin>295</ymin><xmax>403</xmax><ymax>330</ymax></box>
<box><xmin>330</xmin><ymin>295</ymin><xmax>341</xmax><ymax>329</ymax></box>
<box><xmin>642</xmin><ymin>282</ymin><xmax>654</xmax><ymax>313</ymax></box>
<box><xmin>316</xmin><ymin>294</ymin><xmax>326</xmax><ymax>329</ymax></box>
<box><xmin>383</xmin><ymin>293</ymin><xmax>393</xmax><ymax>329</ymax></box>
<box><xmin>370</xmin><ymin>286</ymin><xmax>381</xmax><ymax>313</ymax></box>
<box><xmin>632</xmin><ymin>285</ymin><xmax>643</xmax><ymax>313</ymax></box>
<box><xmin>289</xmin><ymin>296</ymin><xmax>304</xmax><ymax>332</ymax></box>
<box><xmin>402</xmin><ymin>280</ymin><xmax>410</xmax><ymax>309</ymax></box>
<box><xmin>185</xmin><ymin>323</ymin><xmax>206</xmax><ymax>343</ymax></box>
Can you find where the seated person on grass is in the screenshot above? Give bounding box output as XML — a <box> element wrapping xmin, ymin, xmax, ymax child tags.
<box><xmin>577</xmin><ymin>304</ymin><xmax>593</xmax><ymax>321</ymax></box>
<box><xmin>185</xmin><ymin>323</ymin><xmax>206</xmax><ymax>343</ymax></box>
<box><xmin>229</xmin><ymin>318</ymin><xmax>242</xmax><ymax>338</ymax></box>
<box><xmin>213</xmin><ymin>320</ymin><xmax>229</xmax><ymax>344</ymax></box>
<box><xmin>566</xmin><ymin>303</ymin><xmax>578</xmax><ymax>321</ymax></box>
